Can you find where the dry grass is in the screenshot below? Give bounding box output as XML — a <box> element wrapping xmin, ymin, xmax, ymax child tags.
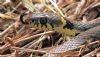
<box><xmin>0</xmin><ymin>0</ymin><xmax>100</xmax><ymax>57</ymax></box>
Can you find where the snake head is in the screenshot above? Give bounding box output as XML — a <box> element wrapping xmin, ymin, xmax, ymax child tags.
<box><xmin>20</xmin><ymin>12</ymin><xmax>76</xmax><ymax>36</ymax></box>
<box><xmin>20</xmin><ymin>12</ymin><xmax>64</xmax><ymax>28</ymax></box>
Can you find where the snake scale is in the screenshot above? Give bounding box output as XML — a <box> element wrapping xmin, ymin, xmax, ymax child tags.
<box><xmin>20</xmin><ymin>13</ymin><xmax>100</xmax><ymax>57</ymax></box>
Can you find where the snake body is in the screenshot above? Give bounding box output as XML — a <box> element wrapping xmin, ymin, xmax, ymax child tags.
<box><xmin>76</xmin><ymin>18</ymin><xmax>100</xmax><ymax>31</ymax></box>
<box><xmin>20</xmin><ymin>13</ymin><xmax>100</xmax><ymax>57</ymax></box>
<box><xmin>43</xmin><ymin>25</ymin><xmax>100</xmax><ymax>57</ymax></box>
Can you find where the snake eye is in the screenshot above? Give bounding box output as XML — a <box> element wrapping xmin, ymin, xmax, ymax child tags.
<box><xmin>40</xmin><ymin>17</ymin><xmax>47</xmax><ymax>25</ymax></box>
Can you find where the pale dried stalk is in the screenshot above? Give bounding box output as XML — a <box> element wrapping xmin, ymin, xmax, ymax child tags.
<box><xmin>92</xmin><ymin>2</ymin><xmax>100</xmax><ymax>8</ymax></box>
<box><xmin>0</xmin><ymin>43</ymin><xmax>11</xmax><ymax>54</ymax></box>
<box><xmin>18</xmin><ymin>33</ymin><xmax>52</xmax><ymax>55</ymax></box>
<box><xmin>11</xmin><ymin>2</ymin><xmax>22</xmax><ymax>13</ymax></box>
<box><xmin>0</xmin><ymin>31</ymin><xmax>53</xmax><ymax>54</ymax></box>
<box><xmin>11</xmin><ymin>47</ymin><xmax>46</xmax><ymax>54</ymax></box>
<box><xmin>0</xmin><ymin>24</ymin><xmax>14</xmax><ymax>38</ymax></box>
<box><xmin>15</xmin><ymin>31</ymin><xmax>54</xmax><ymax>45</ymax></box>
<box><xmin>82</xmin><ymin>47</ymin><xmax>100</xmax><ymax>57</ymax></box>
<box><xmin>78</xmin><ymin>40</ymin><xmax>100</xmax><ymax>50</ymax></box>
<box><xmin>12</xmin><ymin>26</ymin><xmax>26</xmax><ymax>40</ymax></box>
<box><xmin>74</xmin><ymin>0</ymin><xmax>86</xmax><ymax>15</ymax></box>
<box><xmin>96</xmin><ymin>52</ymin><xmax>100</xmax><ymax>57</ymax></box>
<box><xmin>81</xmin><ymin>0</ymin><xmax>99</xmax><ymax>15</ymax></box>
<box><xmin>62</xmin><ymin>3</ymin><xmax>77</xmax><ymax>15</ymax></box>
<box><xmin>0</xmin><ymin>54</ymin><xmax>11</xmax><ymax>57</ymax></box>
<box><xmin>28</xmin><ymin>35</ymin><xmax>48</xmax><ymax>48</ymax></box>
<box><xmin>23</xmin><ymin>39</ymin><xmax>37</xmax><ymax>48</ymax></box>
<box><xmin>54</xmin><ymin>37</ymin><xmax>63</xmax><ymax>46</ymax></box>
<box><xmin>8</xmin><ymin>50</ymin><xmax>20</xmax><ymax>57</ymax></box>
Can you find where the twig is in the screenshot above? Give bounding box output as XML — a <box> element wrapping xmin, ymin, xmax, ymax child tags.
<box><xmin>0</xmin><ymin>24</ymin><xmax>14</xmax><ymax>38</ymax></box>
<box><xmin>81</xmin><ymin>0</ymin><xmax>99</xmax><ymax>15</ymax></box>
<box><xmin>0</xmin><ymin>54</ymin><xmax>11</xmax><ymax>57</ymax></box>
<box><xmin>92</xmin><ymin>2</ymin><xmax>100</xmax><ymax>8</ymax></box>
<box><xmin>78</xmin><ymin>40</ymin><xmax>100</xmax><ymax>48</ymax></box>
<box><xmin>28</xmin><ymin>35</ymin><xmax>48</xmax><ymax>48</ymax></box>
<box><xmin>8</xmin><ymin>50</ymin><xmax>20</xmax><ymax>57</ymax></box>
<box><xmin>82</xmin><ymin>47</ymin><xmax>100</xmax><ymax>57</ymax></box>
<box><xmin>0</xmin><ymin>43</ymin><xmax>11</xmax><ymax>54</ymax></box>
<box><xmin>74</xmin><ymin>0</ymin><xmax>86</xmax><ymax>15</ymax></box>
<box><xmin>15</xmin><ymin>31</ymin><xmax>54</xmax><ymax>46</ymax></box>
<box><xmin>19</xmin><ymin>35</ymin><xmax>49</xmax><ymax>55</ymax></box>
<box><xmin>54</xmin><ymin>37</ymin><xmax>63</xmax><ymax>46</ymax></box>
<box><xmin>11</xmin><ymin>2</ymin><xmax>22</xmax><ymax>13</ymax></box>
<box><xmin>11</xmin><ymin>47</ymin><xmax>46</xmax><ymax>54</ymax></box>
<box><xmin>0</xmin><ymin>31</ymin><xmax>53</xmax><ymax>54</ymax></box>
<box><xmin>22</xmin><ymin>39</ymin><xmax>37</xmax><ymax>48</ymax></box>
